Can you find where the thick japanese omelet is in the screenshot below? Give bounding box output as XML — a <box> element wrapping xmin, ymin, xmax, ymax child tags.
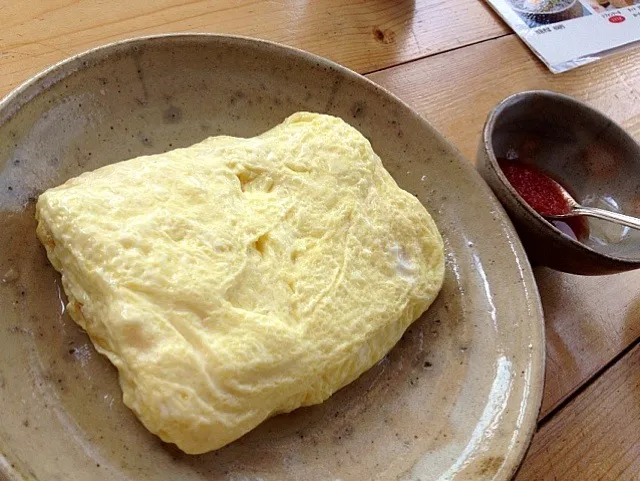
<box><xmin>35</xmin><ymin>112</ymin><xmax>444</xmax><ymax>454</ymax></box>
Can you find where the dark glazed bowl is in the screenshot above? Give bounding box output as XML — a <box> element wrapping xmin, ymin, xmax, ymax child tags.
<box><xmin>477</xmin><ymin>90</ymin><xmax>640</xmax><ymax>275</ymax></box>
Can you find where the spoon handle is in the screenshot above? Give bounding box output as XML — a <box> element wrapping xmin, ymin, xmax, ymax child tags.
<box><xmin>570</xmin><ymin>206</ymin><xmax>640</xmax><ymax>231</ymax></box>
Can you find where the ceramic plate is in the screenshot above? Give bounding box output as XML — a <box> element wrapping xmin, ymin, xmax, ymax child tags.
<box><xmin>0</xmin><ymin>34</ymin><xmax>544</xmax><ymax>481</ymax></box>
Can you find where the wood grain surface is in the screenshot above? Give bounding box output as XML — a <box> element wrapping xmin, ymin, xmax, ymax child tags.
<box><xmin>367</xmin><ymin>34</ymin><xmax>640</xmax><ymax>161</ymax></box>
<box><xmin>1</xmin><ymin>0</ymin><xmax>506</xmax><ymax>97</ymax></box>
<box><xmin>515</xmin><ymin>344</ymin><xmax>640</xmax><ymax>481</ymax></box>
<box><xmin>535</xmin><ymin>268</ymin><xmax>640</xmax><ymax>418</ymax></box>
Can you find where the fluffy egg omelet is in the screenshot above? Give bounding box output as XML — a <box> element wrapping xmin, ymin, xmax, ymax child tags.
<box><xmin>35</xmin><ymin>112</ymin><xmax>445</xmax><ymax>454</ymax></box>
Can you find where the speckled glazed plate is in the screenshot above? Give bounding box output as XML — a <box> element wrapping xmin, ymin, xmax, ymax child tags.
<box><xmin>0</xmin><ymin>34</ymin><xmax>544</xmax><ymax>481</ymax></box>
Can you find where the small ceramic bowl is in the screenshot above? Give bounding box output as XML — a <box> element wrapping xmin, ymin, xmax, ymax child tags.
<box><xmin>477</xmin><ymin>90</ymin><xmax>640</xmax><ymax>275</ymax></box>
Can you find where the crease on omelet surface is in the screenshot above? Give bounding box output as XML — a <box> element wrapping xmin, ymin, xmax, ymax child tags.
<box><xmin>35</xmin><ymin>112</ymin><xmax>445</xmax><ymax>454</ymax></box>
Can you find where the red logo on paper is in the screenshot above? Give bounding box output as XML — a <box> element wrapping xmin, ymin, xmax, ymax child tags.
<box><xmin>608</xmin><ymin>15</ymin><xmax>626</xmax><ymax>23</ymax></box>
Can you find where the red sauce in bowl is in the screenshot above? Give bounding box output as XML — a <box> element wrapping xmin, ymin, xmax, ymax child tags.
<box><xmin>497</xmin><ymin>159</ymin><xmax>589</xmax><ymax>241</ymax></box>
<box><xmin>498</xmin><ymin>160</ymin><xmax>572</xmax><ymax>216</ymax></box>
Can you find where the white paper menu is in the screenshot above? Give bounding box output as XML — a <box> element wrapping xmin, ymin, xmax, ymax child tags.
<box><xmin>484</xmin><ymin>0</ymin><xmax>640</xmax><ymax>73</ymax></box>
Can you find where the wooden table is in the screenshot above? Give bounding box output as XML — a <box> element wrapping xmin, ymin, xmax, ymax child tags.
<box><xmin>4</xmin><ymin>1</ymin><xmax>640</xmax><ymax>479</ymax></box>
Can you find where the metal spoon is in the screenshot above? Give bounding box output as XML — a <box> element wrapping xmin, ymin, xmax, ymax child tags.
<box><xmin>545</xmin><ymin>181</ymin><xmax>640</xmax><ymax>231</ymax></box>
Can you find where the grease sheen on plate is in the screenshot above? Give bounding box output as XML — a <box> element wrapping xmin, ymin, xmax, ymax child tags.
<box><xmin>0</xmin><ymin>34</ymin><xmax>544</xmax><ymax>481</ymax></box>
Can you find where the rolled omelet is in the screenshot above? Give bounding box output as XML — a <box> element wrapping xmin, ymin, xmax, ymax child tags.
<box><xmin>35</xmin><ymin>112</ymin><xmax>444</xmax><ymax>454</ymax></box>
